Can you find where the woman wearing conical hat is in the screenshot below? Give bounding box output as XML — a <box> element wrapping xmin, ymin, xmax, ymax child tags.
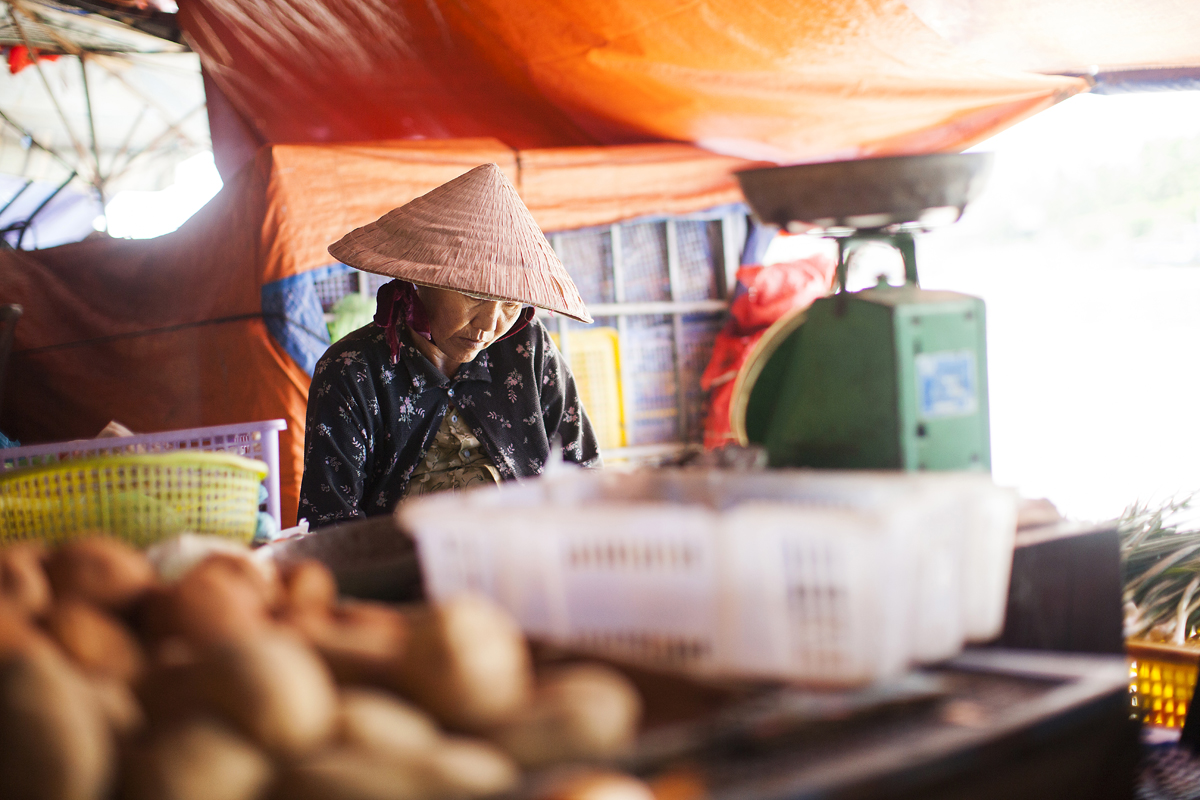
<box><xmin>298</xmin><ymin>164</ymin><xmax>600</xmax><ymax>526</ymax></box>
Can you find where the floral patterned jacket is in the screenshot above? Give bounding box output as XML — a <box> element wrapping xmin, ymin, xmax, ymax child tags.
<box><xmin>298</xmin><ymin>319</ymin><xmax>601</xmax><ymax>527</ymax></box>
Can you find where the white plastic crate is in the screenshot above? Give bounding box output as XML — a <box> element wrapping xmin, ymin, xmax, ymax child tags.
<box><xmin>765</xmin><ymin>470</ymin><xmax>1018</xmax><ymax>643</ymax></box>
<box><xmin>401</xmin><ymin>468</ymin><xmax>1017</xmax><ymax>685</ymax></box>
<box><xmin>551</xmin><ymin>469</ymin><xmax>986</xmax><ymax>660</ymax></box>
<box><xmin>0</xmin><ymin>420</ymin><xmax>287</xmax><ymax>527</ymax></box>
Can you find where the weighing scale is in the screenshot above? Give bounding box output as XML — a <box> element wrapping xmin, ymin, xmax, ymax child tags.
<box><xmin>732</xmin><ymin>153</ymin><xmax>995</xmax><ymax>472</ymax></box>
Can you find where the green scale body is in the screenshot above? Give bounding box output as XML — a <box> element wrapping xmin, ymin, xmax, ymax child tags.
<box><xmin>757</xmin><ymin>237</ymin><xmax>990</xmax><ymax>472</ymax></box>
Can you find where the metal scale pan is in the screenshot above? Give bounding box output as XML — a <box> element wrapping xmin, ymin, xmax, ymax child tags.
<box><xmin>735</xmin><ymin>152</ymin><xmax>993</xmax><ymax>232</ymax></box>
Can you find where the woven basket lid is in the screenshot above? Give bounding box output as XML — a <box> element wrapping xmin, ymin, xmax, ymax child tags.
<box><xmin>328</xmin><ymin>163</ymin><xmax>592</xmax><ymax>324</ymax></box>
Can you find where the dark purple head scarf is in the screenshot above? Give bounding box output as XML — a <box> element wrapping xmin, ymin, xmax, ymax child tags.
<box><xmin>373</xmin><ymin>280</ymin><xmax>536</xmax><ymax>364</ymax></box>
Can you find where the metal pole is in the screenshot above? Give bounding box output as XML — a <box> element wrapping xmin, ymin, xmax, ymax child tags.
<box><xmin>79</xmin><ymin>54</ymin><xmax>106</xmax><ymax>228</ymax></box>
<box><xmin>15</xmin><ymin>170</ymin><xmax>76</xmax><ymax>249</ymax></box>
<box><xmin>549</xmin><ymin>234</ymin><xmax>570</xmax><ymax>360</ymax></box>
<box><xmin>93</xmin><ymin>55</ymin><xmax>202</xmax><ymax>149</ymax></box>
<box><xmin>611</xmin><ymin>224</ymin><xmax>633</xmax><ymax>447</ymax></box>
<box><xmin>0</xmin><ymin>179</ymin><xmax>33</xmax><ymax>218</ymax></box>
<box><xmin>108</xmin><ymin>105</ymin><xmax>148</xmax><ymax>176</ymax></box>
<box><xmin>719</xmin><ymin>213</ymin><xmax>745</xmax><ymax>298</ymax></box>
<box><xmin>0</xmin><ymin>107</ymin><xmax>76</xmax><ymax>174</ymax></box>
<box><xmin>664</xmin><ymin>219</ymin><xmax>688</xmax><ymax>441</ymax></box>
<box><xmin>586</xmin><ymin>299</ymin><xmax>727</xmax><ymax>316</ymax></box>
<box><xmin>106</xmin><ymin>103</ymin><xmax>205</xmax><ymax>182</ymax></box>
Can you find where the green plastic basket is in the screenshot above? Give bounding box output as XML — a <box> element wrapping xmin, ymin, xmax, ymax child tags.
<box><xmin>0</xmin><ymin>451</ymin><xmax>268</xmax><ymax>547</ymax></box>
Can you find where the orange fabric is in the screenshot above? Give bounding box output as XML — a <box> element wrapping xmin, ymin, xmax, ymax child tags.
<box><xmin>518</xmin><ymin>144</ymin><xmax>751</xmax><ymax>232</ymax></box>
<box><xmin>258</xmin><ymin>140</ymin><xmax>757</xmax><ymax>281</ymax></box>
<box><xmin>179</xmin><ymin>0</ymin><xmax>596</xmax><ymax>150</ymax></box>
<box><xmin>179</xmin><ymin>0</ymin><xmax>1087</xmax><ymax>170</ymax></box>
<box><xmin>460</xmin><ymin>0</ymin><xmax>1085</xmax><ymax>160</ymax></box>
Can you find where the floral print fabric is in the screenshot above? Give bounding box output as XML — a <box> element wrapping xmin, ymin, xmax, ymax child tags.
<box><xmin>298</xmin><ymin>319</ymin><xmax>601</xmax><ymax>527</ymax></box>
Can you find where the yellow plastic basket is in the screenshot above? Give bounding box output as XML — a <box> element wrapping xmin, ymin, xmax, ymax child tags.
<box><xmin>1126</xmin><ymin>639</ymin><xmax>1198</xmax><ymax>729</ymax></box>
<box><xmin>0</xmin><ymin>451</ymin><xmax>269</xmax><ymax>547</ymax></box>
<box><xmin>551</xmin><ymin>327</ymin><xmax>626</xmax><ymax>451</ymax></box>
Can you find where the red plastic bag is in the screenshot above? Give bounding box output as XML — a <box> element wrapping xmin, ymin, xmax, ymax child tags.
<box><xmin>701</xmin><ymin>253</ymin><xmax>835</xmax><ymax>449</ymax></box>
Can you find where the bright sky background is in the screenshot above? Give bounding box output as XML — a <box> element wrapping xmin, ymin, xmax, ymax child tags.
<box><xmin>100</xmin><ymin>151</ymin><xmax>222</xmax><ymax>238</ymax></box>
<box><xmin>920</xmin><ymin>90</ymin><xmax>1200</xmax><ymax>522</ymax></box>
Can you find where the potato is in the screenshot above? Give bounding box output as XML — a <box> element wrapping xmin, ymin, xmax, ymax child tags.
<box><xmin>135</xmin><ymin>659</ymin><xmax>206</xmax><ymax>728</ymax></box>
<box><xmin>0</xmin><ymin>599</ymin><xmax>53</xmax><ymax>658</ymax></box>
<box><xmin>391</xmin><ymin>595</ymin><xmax>532</xmax><ymax>731</ymax></box>
<box><xmin>88</xmin><ymin>675</ymin><xmax>145</xmax><ymax>738</ymax></box>
<box><xmin>196</xmin><ymin>630</ymin><xmax>339</xmax><ymax>756</ymax></box>
<box><xmin>137</xmin><ymin>562</ymin><xmax>270</xmax><ymax>646</ymax></box>
<box><xmin>413</xmin><ymin>736</ymin><xmax>520</xmax><ymax>798</ymax></box>
<box><xmin>121</xmin><ymin>717</ymin><xmax>272</xmax><ymax>800</ymax></box>
<box><xmin>187</xmin><ymin>553</ymin><xmax>280</xmax><ymax>607</ymax></box>
<box><xmin>533</xmin><ymin>771</ymin><xmax>656</xmax><ymax>800</ymax></box>
<box><xmin>45</xmin><ymin>599</ymin><xmax>145</xmax><ymax>681</ymax></box>
<box><xmin>339</xmin><ymin>687</ymin><xmax>440</xmax><ymax>757</ymax></box>
<box><xmin>0</xmin><ymin>542</ymin><xmax>51</xmax><ymax>617</ymax></box>
<box><xmin>288</xmin><ymin>602</ymin><xmax>407</xmax><ymax>685</ymax></box>
<box><xmin>331</xmin><ymin>693</ymin><xmax>519</xmax><ymax>798</ymax></box>
<box><xmin>280</xmin><ymin>559</ymin><xmax>338</xmax><ymax>613</ymax></box>
<box><xmin>0</xmin><ymin>648</ymin><xmax>114</xmax><ymax>800</ymax></box>
<box><xmin>130</xmin><ymin>586</ymin><xmax>182</xmax><ymax>642</ymax></box>
<box><xmin>270</xmin><ymin>749</ymin><xmax>428</xmax><ymax>800</ymax></box>
<box><xmin>491</xmin><ymin>663</ymin><xmax>643</xmax><ymax>767</ymax></box>
<box><xmin>45</xmin><ymin>538</ymin><xmax>156</xmax><ymax>611</ymax></box>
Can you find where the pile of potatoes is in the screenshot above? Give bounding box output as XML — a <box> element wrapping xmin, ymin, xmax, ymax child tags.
<box><xmin>0</xmin><ymin>535</ymin><xmax>650</xmax><ymax>800</ymax></box>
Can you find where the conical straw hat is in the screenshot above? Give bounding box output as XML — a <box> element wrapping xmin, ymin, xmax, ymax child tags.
<box><xmin>329</xmin><ymin>163</ymin><xmax>593</xmax><ymax>324</ymax></box>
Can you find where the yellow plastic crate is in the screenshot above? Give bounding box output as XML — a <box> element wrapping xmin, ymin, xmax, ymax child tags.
<box><xmin>551</xmin><ymin>327</ymin><xmax>626</xmax><ymax>451</ymax></box>
<box><xmin>1126</xmin><ymin>640</ymin><xmax>1199</xmax><ymax>729</ymax></box>
<box><xmin>0</xmin><ymin>451</ymin><xmax>268</xmax><ymax>547</ymax></box>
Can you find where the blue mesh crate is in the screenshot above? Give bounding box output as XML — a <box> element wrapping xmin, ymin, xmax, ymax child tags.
<box><xmin>619</xmin><ymin>222</ymin><xmax>670</xmax><ymax>303</ymax></box>
<box><xmin>675</xmin><ymin>220</ymin><xmax>723</xmax><ymax>302</ymax></box>
<box><xmin>554</xmin><ymin>229</ymin><xmax>615</xmax><ymax>305</ymax></box>
<box><xmin>312</xmin><ymin>269</ymin><xmax>358</xmax><ymax>312</ymax></box>
<box><xmin>623</xmin><ymin>317</ymin><xmax>678</xmax><ymax>445</ymax></box>
<box><xmin>363</xmin><ymin>272</ymin><xmax>391</xmax><ymax>296</ymax></box>
<box><xmin>681</xmin><ymin>313</ymin><xmax>725</xmax><ymax>441</ymax></box>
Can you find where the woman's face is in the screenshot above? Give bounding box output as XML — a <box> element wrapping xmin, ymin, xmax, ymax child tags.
<box><xmin>417</xmin><ymin>285</ymin><xmax>523</xmax><ymax>365</ymax></box>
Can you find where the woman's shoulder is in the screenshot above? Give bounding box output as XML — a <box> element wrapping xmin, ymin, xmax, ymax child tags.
<box><xmin>313</xmin><ymin>324</ymin><xmax>390</xmax><ymax>379</ymax></box>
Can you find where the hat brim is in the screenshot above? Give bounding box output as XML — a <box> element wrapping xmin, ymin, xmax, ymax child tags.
<box><xmin>326</xmin><ymin>163</ymin><xmax>594</xmax><ymax>324</ymax></box>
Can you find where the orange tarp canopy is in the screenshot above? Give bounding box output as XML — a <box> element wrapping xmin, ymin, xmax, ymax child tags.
<box><xmin>1</xmin><ymin>140</ymin><xmax>755</xmax><ymax>524</ymax></box>
<box><xmin>181</xmin><ymin>0</ymin><xmax>1088</xmax><ymax>178</ymax></box>
<box><xmin>263</xmin><ymin>139</ymin><xmax>753</xmax><ymax>283</ymax></box>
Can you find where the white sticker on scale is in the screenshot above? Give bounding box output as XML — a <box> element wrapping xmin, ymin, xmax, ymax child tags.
<box><xmin>915</xmin><ymin>350</ymin><xmax>978</xmax><ymax>419</ymax></box>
